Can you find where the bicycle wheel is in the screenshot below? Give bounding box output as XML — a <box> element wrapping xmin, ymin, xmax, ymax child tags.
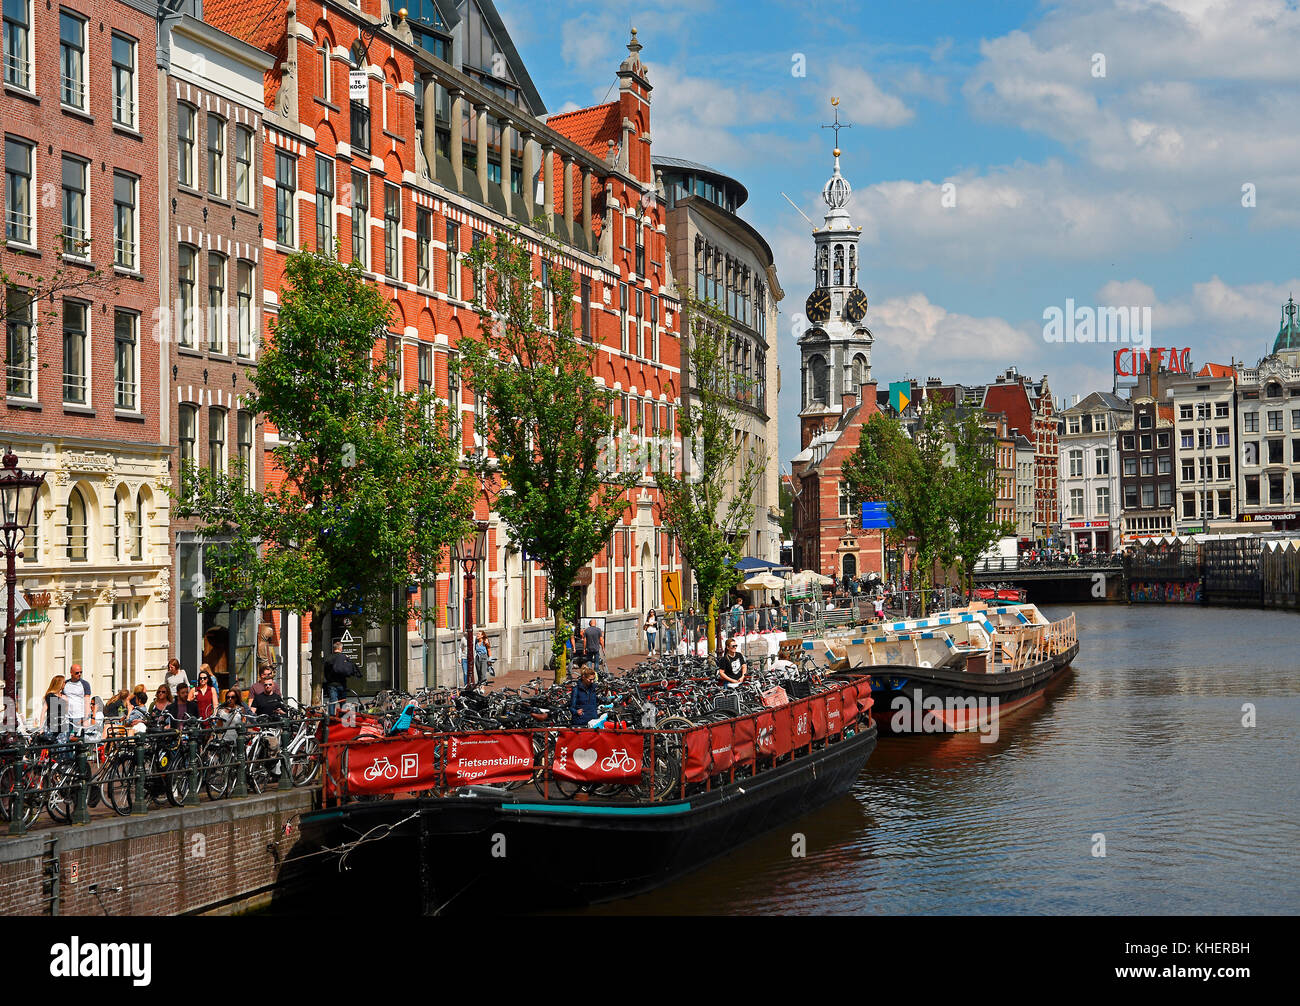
<box><xmin>45</xmin><ymin>762</ymin><xmax>80</xmax><ymax>823</ymax></box>
<box><xmin>289</xmin><ymin>734</ymin><xmax>320</xmax><ymax>787</ymax></box>
<box><xmin>0</xmin><ymin>761</ymin><xmax>46</xmax><ymax>827</ymax></box>
<box><xmin>633</xmin><ymin>744</ymin><xmax>681</xmax><ymax>802</ymax></box>
<box><xmin>166</xmin><ymin>750</ymin><xmax>192</xmax><ymax>807</ymax></box>
<box><xmin>203</xmin><ymin>745</ymin><xmax>231</xmax><ymax>800</ymax></box>
<box><xmin>246</xmin><ymin>740</ymin><xmax>271</xmax><ymax>794</ymax></box>
<box><xmin>656</xmin><ymin>716</ymin><xmax>696</xmax><ymax>731</ymax></box>
<box><xmin>104</xmin><ymin>755</ymin><xmax>135</xmax><ymax>816</ymax></box>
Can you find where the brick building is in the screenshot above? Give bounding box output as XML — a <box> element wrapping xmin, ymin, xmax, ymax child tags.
<box><xmin>2</xmin><ymin>0</ymin><xmax>169</xmax><ymax>718</ymax></box>
<box><xmin>202</xmin><ymin>0</ymin><xmax>681</xmax><ymax>692</ymax></box>
<box><xmin>158</xmin><ymin>2</ymin><xmax>274</xmax><ymax>692</ymax></box>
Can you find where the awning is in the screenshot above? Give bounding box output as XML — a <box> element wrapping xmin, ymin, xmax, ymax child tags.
<box><xmin>735</xmin><ymin>556</ymin><xmax>783</xmax><ymax>572</ymax></box>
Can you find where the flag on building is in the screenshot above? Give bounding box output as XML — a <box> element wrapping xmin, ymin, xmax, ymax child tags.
<box><xmin>889</xmin><ymin>381</ymin><xmax>911</xmax><ymax>414</ymax></box>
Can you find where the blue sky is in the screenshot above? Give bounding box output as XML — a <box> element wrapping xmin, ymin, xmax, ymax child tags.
<box><xmin>494</xmin><ymin>0</ymin><xmax>1300</xmax><ymax>465</ymax></box>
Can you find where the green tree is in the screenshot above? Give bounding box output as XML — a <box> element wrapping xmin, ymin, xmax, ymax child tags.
<box><xmin>943</xmin><ymin>407</ymin><xmax>1011</xmax><ymax>594</ymax></box>
<box><xmin>655</xmin><ymin>295</ymin><xmax>764</xmax><ymax>653</ymax></box>
<box><xmin>842</xmin><ymin>404</ymin><xmax>951</xmax><ymax>610</ymax></box>
<box><xmin>461</xmin><ymin>225</ymin><xmax>639</xmax><ymax>682</ymax></box>
<box><xmin>175</xmin><ymin>250</ymin><xmax>476</xmax><ymax>698</ymax></box>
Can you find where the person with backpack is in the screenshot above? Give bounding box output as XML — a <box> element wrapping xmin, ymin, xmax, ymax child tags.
<box><xmin>323</xmin><ymin>639</ymin><xmax>357</xmax><ymax>714</ymax></box>
<box><xmin>643</xmin><ymin>609</ymin><xmax>658</xmax><ymax>655</ymax></box>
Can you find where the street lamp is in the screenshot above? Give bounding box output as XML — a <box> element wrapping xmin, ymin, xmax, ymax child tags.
<box><xmin>1</xmin><ymin>450</ymin><xmax>44</xmax><ymax>717</ymax></box>
<box><xmin>451</xmin><ymin>520</ymin><xmax>489</xmax><ymax>687</ymax></box>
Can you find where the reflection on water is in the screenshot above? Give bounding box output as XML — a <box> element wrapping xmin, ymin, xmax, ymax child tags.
<box><xmin>576</xmin><ymin>605</ymin><xmax>1300</xmax><ymax>915</ymax></box>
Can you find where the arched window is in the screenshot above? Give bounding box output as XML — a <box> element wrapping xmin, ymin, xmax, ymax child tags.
<box><xmin>135</xmin><ymin>489</ymin><xmax>146</xmax><ymax>560</ymax></box>
<box><xmin>852</xmin><ymin>353</ymin><xmax>868</xmax><ymax>388</ymax></box>
<box><xmin>843</xmin><ymin>553</ymin><xmax>857</xmax><ymax>579</ymax></box>
<box><xmin>66</xmin><ymin>487</ymin><xmax>88</xmax><ymax>561</ymax></box>
<box><xmin>816</xmin><ymin>246</ymin><xmax>828</xmax><ymax>287</ymax></box>
<box><xmin>848</xmin><ymin>246</ymin><xmax>856</xmax><ymax>286</ymax></box>
<box><xmin>833</xmin><ymin>245</ymin><xmax>844</xmax><ymax>286</ymax></box>
<box><xmin>810</xmin><ymin>354</ymin><xmax>829</xmax><ymax>404</ymax></box>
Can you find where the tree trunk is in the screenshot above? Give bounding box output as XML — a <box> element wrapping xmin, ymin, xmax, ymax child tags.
<box><xmin>310</xmin><ymin>603</ymin><xmax>329</xmax><ymax>706</ymax></box>
<box><xmin>707</xmin><ymin>598</ymin><xmax>717</xmax><ymax>656</ymax></box>
<box><xmin>553</xmin><ymin>608</ymin><xmax>567</xmax><ymax>685</ymax></box>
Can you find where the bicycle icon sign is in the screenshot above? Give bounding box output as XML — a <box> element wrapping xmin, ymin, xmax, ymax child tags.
<box><xmin>363</xmin><ymin>756</ymin><xmax>399</xmax><ymax>781</ymax></box>
<box><xmin>600</xmin><ymin>749</ymin><xmax>637</xmax><ymax>773</ymax></box>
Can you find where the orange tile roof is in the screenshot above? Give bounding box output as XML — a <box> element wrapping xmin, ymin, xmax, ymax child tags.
<box><xmin>547</xmin><ymin>103</ymin><xmax>620</xmax><ymax>158</ymax></box>
<box><xmin>546</xmin><ymin>103</ymin><xmax>620</xmax><ymax>222</ymax></box>
<box><xmin>204</xmin><ymin>0</ymin><xmax>285</xmax><ymax>52</ymax></box>
<box><xmin>1196</xmin><ymin>362</ymin><xmax>1237</xmax><ymax>379</ymax></box>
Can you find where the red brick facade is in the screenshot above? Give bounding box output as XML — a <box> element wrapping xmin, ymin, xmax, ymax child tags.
<box><xmin>791</xmin><ymin>384</ymin><xmax>885</xmax><ymax>582</ymax></box>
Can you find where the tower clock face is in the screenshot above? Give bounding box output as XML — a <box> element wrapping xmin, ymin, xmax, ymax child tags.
<box><xmin>845</xmin><ymin>289</ymin><xmax>869</xmax><ymax>323</ymax></box>
<box><xmin>806</xmin><ymin>288</ymin><xmax>832</xmax><ymax>324</ymax></box>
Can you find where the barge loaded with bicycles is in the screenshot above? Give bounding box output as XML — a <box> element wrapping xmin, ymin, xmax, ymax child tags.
<box><xmin>286</xmin><ymin>669</ymin><xmax>876</xmax><ymax>913</ymax></box>
<box><xmin>811</xmin><ymin>603</ymin><xmax>1079</xmax><ymax>734</ymax></box>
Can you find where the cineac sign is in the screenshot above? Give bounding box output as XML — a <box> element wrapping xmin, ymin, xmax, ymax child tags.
<box><xmin>1114</xmin><ymin>348</ymin><xmax>1191</xmax><ymax>376</ymax></box>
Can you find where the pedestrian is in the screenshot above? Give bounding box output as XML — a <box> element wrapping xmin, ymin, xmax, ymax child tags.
<box><xmin>62</xmin><ymin>663</ymin><xmax>92</xmax><ymax>735</ymax></box>
<box><xmin>643</xmin><ymin>609</ymin><xmax>658</xmax><ymax>655</ymax></box>
<box><xmin>82</xmin><ymin>696</ymin><xmax>105</xmax><ymax>742</ymax></box>
<box><xmin>148</xmin><ymin>685</ymin><xmax>174</xmax><ymax>727</ymax></box>
<box><xmin>217</xmin><ymin>689</ymin><xmax>248</xmax><ymax>743</ymax></box>
<box><xmin>581</xmin><ymin>618</ymin><xmax>604</xmax><ymax>675</ymax></box>
<box><xmin>169</xmin><ymin>683</ymin><xmax>200</xmax><ymax>722</ymax></box>
<box><xmin>569</xmin><ymin>666</ymin><xmax>600</xmax><ymax>726</ymax></box>
<box><xmin>457</xmin><ymin>635</ymin><xmax>468</xmax><ymax>687</ymax></box>
<box><xmin>475</xmin><ymin>631</ymin><xmax>493</xmax><ymax>682</ymax></box>
<box><xmin>126</xmin><ymin>691</ymin><xmax>149</xmax><ymax>734</ymax></box>
<box><xmin>663</xmin><ymin>613</ymin><xmax>677</xmax><ymax>653</ymax></box>
<box><xmin>323</xmin><ymin>640</ymin><xmax>356</xmax><ymax>714</ymax></box>
<box><xmin>250</xmin><ymin>666</ymin><xmax>277</xmax><ymax>699</ymax></box>
<box><xmin>730</xmin><ymin>599</ymin><xmax>743</xmax><ymax>633</ymax></box>
<box><xmin>193</xmin><ymin>665</ymin><xmax>219</xmax><ymax>718</ymax></box>
<box><xmin>165</xmin><ymin>657</ymin><xmax>189</xmax><ymax>695</ymax></box>
<box><xmin>873</xmin><ymin>595</ymin><xmax>885</xmax><ymax>621</ymax></box>
<box><xmin>745</xmin><ymin>604</ymin><xmax>757</xmax><ymax>633</ymax></box>
<box><xmin>104</xmin><ymin>688</ymin><xmax>131</xmax><ymax>719</ymax></box>
<box><xmin>39</xmin><ymin>675</ymin><xmax>69</xmax><ymax>741</ymax></box>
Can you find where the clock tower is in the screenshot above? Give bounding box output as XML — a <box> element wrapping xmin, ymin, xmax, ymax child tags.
<box><xmin>798</xmin><ymin>104</ymin><xmax>874</xmax><ymax>449</ymax></box>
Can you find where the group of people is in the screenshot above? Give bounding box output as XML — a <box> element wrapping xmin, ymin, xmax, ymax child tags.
<box><xmin>455</xmin><ymin>631</ymin><xmax>496</xmax><ymax>687</ymax></box>
<box><xmin>32</xmin><ymin>650</ymin><xmax>299</xmax><ymax>744</ymax></box>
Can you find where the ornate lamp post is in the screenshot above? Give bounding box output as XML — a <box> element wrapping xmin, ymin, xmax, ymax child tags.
<box><xmin>1</xmin><ymin>450</ymin><xmax>45</xmax><ymax>717</ymax></box>
<box><xmin>903</xmin><ymin>535</ymin><xmax>919</xmax><ymax>617</ymax></box>
<box><xmin>451</xmin><ymin>520</ymin><xmax>489</xmax><ymax>687</ymax></box>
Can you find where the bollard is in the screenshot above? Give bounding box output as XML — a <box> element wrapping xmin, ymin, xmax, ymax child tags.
<box><xmin>185</xmin><ymin>733</ymin><xmax>200</xmax><ymax>806</ymax></box>
<box><xmin>73</xmin><ymin>741</ymin><xmax>91</xmax><ymax>825</ymax></box>
<box><xmin>7</xmin><ymin>738</ymin><xmax>28</xmax><ymax>836</ymax></box>
<box><xmin>233</xmin><ymin>721</ymin><xmax>249</xmax><ymax>798</ymax></box>
<box><xmin>131</xmin><ymin>738</ymin><xmax>147</xmax><ymax>815</ymax></box>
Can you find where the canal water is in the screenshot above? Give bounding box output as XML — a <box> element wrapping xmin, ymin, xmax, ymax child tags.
<box><xmin>577</xmin><ymin>604</ymin><xmax>1300</xmax><ymax>915</ymax></box>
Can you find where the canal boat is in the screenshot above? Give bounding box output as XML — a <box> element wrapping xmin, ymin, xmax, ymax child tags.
<box><xmin>806</xmin><ymin>603</ymin><xmax>1078</xmax><ymax>734</ymax></box>
<box><xmin>285</xmin><ymin>675</ymin><xmax>876</xmax><ymax>913</ymax></box>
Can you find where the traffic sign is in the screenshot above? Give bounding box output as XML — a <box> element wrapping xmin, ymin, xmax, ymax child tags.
<box><xmin>0</xmin><ymin>590</ymin><xmax>29</xmax><ymax>624</ymax></box>
<box><xmin>661</xmin><ymin>571</ymin><xmax>682</xmax><ymax>612</ymax></box>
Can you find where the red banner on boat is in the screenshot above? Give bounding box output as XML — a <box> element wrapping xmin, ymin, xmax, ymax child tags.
<box><xmin>825</xmin><ymin>693</ymin><xmax>843</xmax><ymax>736</ymax></box>
<box><xmin>733</xmin><ymin>717</ymin><xmax>756</xmax><ymax>764</ymax></box>
<box><xmin>791</xmin><ymin>699</ymin><xmax>812</xmax><ymax>748</ymax></box>
<box><xmin>444</xmin><ymin>731</ymin><xmax>535</xmax><ymax>787</ymax></box>
<box><xmin>756</xmin><ymin>712</ymin><xmax>776</xmax><ymax>757</ymax></box>
<box><xmin>809</xmin><ymin>696</ymin><xmax>828</xmax><ymax>740</ymax></box>
<box><xmin>685</xmin><ymin>727</ymin><xmax>710</xmax><ymax>782</ymax></box>
<box><xmin>344</xmin><ymin>736</ymin><xmax>443</xmax><ymax>795</ymax></box>
<box><xmin>772</xmin><ymin>706</ymin><xmax>792</xmax><ymax>756</ymax></box>
<box><xmin>552</xmin><ymin>730</ymin><xmax>644</xmax><ymax>782</ymax></box>
<box><xmin>709</xmin><ymin>722</ymin><xmax>734</xmax><ymax>774</ymax></box>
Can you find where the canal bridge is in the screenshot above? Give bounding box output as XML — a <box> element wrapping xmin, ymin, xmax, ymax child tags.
<box><xmin>973</xmin><ymin>557</ymin><xmax>1126</xmax><ymax>602</ymax></box>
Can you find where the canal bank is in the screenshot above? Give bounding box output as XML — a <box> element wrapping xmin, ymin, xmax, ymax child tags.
<box><xmin>0</xmin><ymin>790</ymin><xmax>315</xmax><ymax>916</ymax></box>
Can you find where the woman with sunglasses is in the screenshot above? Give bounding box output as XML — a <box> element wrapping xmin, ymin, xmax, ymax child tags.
<box><xmin>192</xmin><ymin>663</ymin><xmax>218</xmax><ymax>718</ymax></box>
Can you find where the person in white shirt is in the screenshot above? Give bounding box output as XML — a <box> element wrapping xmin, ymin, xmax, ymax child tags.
<box><xmin>61</xmin><ymin>664</ymin><xmax>91</xmax><ymax>734</ymax></box>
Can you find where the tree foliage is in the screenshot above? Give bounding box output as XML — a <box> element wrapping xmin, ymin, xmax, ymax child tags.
<box><xmin>175</xmin><ymin>251</ymin><xmax>476</xmax><ymax>694</ymax></box>
<box><xmin>843</xmin><ymin>399</ymin><xmax>1006</xmax><ymax>604</ymax></box>
<box><xmin>655</xmin><ymin>295</ymin><xmax>764</xmax><ymax>653</ymax></box>
<box><xmin>460</xmin><ymin>224</ymin><xmax>638</xmax><ymax>681</ymax></box>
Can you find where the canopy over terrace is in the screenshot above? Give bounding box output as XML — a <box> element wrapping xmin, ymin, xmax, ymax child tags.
<box><xmin>735</xmin><ymin>556</ymin><xmax>790</xmax><ymax>573</ymax></box>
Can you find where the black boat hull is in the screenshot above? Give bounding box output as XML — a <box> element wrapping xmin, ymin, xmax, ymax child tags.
<box><xmin>289</xmin><ymin>722</ymin><xmax>877</xmax><ymax>913</ymax></box>
<box><xmin>864</xmin><ymin>641</ymin><xmax>1078</xmax><ymax>734</ymax></box>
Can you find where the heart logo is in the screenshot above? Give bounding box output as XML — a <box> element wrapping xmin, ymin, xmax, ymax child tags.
<box><xmin>573</xmin><ymin>748</ymin><xmax>597</xmax><ymax>770</ymax></box>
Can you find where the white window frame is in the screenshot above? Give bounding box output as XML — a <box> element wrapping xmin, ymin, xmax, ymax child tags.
<box><xmin>3</xmin><ymin>0</ymin><xmax>32</xmax><ymax>91</ymax></box>
<box><xmin>113</xmin><ymin>171</ymin><xmax>138</xmax><ymax>271</ymax></box>
<box><xmin>61</xmin><ymin>153</ymin><xmax>90</xmax><ymax>259</ymax></box>
<box><xmin>4</xmin><ymin>134</ymin><xmax>34</xmax><ymax>248</ymax></box>
<box><xmin>114</xmin><ymin>308</ymin><xmax>139</xmax><ymax>412</ymax></box>
<box><xmin>207</xmin><ymin>112</ymin><xmax>225</xmax><ymax>198</ymax></box>
<box><xmin>111</xmin><ymin>32</ymin><xmax>137</xmax><ymax>130</ymax></box>
<box><xmin>235</xmin><ymin>125</ymin><xmax>254</xmax><ymax>206</ymax></box>
<box><xmin>236</xmin><ymin>260</ymin><xmax>256</xmax><ymax>358</ymax></box>
<box><xmin>62</xmin><ymin>298</ymin><xmax>89</xmax><ymax>405</ymax></box>
<box><xmin>178</xmin><ymin>102</ymin><xmax>197</xmax><ymax>189</ymax></box>
<box><xmin>59</xmin><ymin>9</ymin><xmax>87</xmax><ymax>110</ymax></box>
<box><xmin>178</xmin><ymin>244</ymin><xmax>198</xmax><ymax>347</ymax></box>
<box><xmin>207</xmin><ymin>252</ymin><xmax>227</xmax><ymax>353</ymax></box>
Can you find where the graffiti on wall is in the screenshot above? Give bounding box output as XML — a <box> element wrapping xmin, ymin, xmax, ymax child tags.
<box><xmin>1128</xmin><ymin>580</ymin><xmax>1202</xmax><ymax>603</ymax></box>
